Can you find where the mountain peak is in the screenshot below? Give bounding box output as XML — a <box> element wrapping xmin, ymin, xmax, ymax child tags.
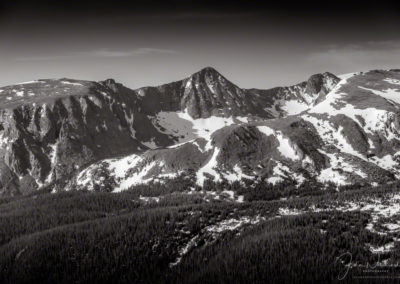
<box><xmin>180</xmin><ymin>66</ymin><xmax>256</xmax><ymax>119</ymax></box>
<box><xmin>100</xmin><ymin>78</ymin><xmax>120</xmax><ymax>92</ymax></box>
<box><xmin>199</xmin><ymin>66</ymin><xmax>220</xmax><ymax>73</ymax></box>
<box><xmin>305</xmin><ymin>72</ymin><xmax>340</xmax><ymax>97</ymax></box>
<box><xmin>321</xmin><ymin>71</ymin><xmax>338</xmax><ymax>78</ymax></box>
<box><xmin>103</xmin><ymin>78</ymin><xmax>116</xmax><ymax>85</ymax></box>
<box><xmin>190</xmin><ymin>67</ymin><xmax>223</xmax><ymax>80</ymax></box>
<box><xmin>306</xmin><ymin>72</ymin><xmax>339</xmax><ymax>83</ymax></box>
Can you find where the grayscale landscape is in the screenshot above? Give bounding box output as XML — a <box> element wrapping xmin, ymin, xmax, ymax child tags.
<box><xmin>1</xmin><ymin>0</ymin><xmax>400</xmax><ymax>283</ymax></box>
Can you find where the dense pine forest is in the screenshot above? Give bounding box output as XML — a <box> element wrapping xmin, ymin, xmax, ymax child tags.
<box><xmin>1</xmin><ymin>179</ymin><xmax>400</xmax><ymax>283</ymax></box>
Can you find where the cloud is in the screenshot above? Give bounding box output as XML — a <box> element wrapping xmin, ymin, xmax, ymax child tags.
<box><xmin>15</xmin><ymin>47</ymin><xmax>178</xmax><ymax>61</ymax></box>
<box><xmin>87</xmin><ymin>48</ymin><xmax>177</xmax><ymax>57</ymax></box>
<box><xmin>321</xmin><ymin>40</ymin><xmax>400</xmax><ymax>52</ymax></box>
<box><xmin>305</xmin><ymin>40</ymin><xmax>400</xmax><ymax>71</ymax></box>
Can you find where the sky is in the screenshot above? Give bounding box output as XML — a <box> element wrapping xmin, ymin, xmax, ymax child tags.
<box><xmin>1</xmin><ymin>0</ymin><xmax>400</xmax><ymax>89</ymax></box>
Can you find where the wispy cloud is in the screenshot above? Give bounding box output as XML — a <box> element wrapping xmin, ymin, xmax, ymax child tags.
<box><xmin>15</xmin><ymin>47</ymin><xmax>178</xmax><ymax>61</ymax></box>
<box><xmin>305</xmin><ymin>40</ymin><xmax>400</xmax><ymax>72</ymax></box>
<box><xmin>320</xmin><ymin>40</ymin><xmax>400</xmax><ymax>52</ymax></box>
<box><xmin>87</xmin><ymin>48</ymin><xmax>177</xmax><ymax>57</ymax></box>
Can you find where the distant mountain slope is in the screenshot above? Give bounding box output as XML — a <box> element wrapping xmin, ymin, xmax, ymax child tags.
<box><xmin>0</xmin><ymin>67</ymin><xmax>340</xmax><ymax>195</ymax></box>
<box><xmin>2</xmin><ymin>67</ymin><xmax>400</xmax><ymax>195</ymax></box>
<box><xmin>74</xmin><ymin>69</ymin><xmax>400</xmax><ymax>192</ymax></box>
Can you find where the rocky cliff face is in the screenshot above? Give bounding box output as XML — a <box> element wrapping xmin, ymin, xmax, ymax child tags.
<box><xmin>0</xmin><ymin>78</ymin><xmax>177</xmax><ymax>195</ymax></box>
<box><xmin>2</xmin><ymin>67</ymin><xmax>400</xmax><ymax>195</ymax></box>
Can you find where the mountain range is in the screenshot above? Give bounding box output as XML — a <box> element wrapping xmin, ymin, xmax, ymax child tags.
<box><xmin>1</xmin><ymin>67</ymin><xmax>400</xmax><ymax>196</ymax></box>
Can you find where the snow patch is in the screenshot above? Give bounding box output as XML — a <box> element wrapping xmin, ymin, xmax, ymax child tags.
<box><xmin>167</xmin><ymin>139</ymin><xmax>196</xmax><ymax>149</ymax></box>
<box><xmin>267</xmin><ymin>160</ymin><xmax>305</xmax><ymax>185</ymax></box>
<box><xmin>153</xmin><ymin>111</ymin><xmax>195</xmax><ymax>143</ymax></box>
<box><xmin>281</xmin><ymin>100</ymin><xmax>309</xmax><ymax>115</ymax></box>
<box><xmin>370</xmin><ymin>154</ymin><xmax>398</xmax><ymax>172</ymax></box>
<box><xmin>267</xmin><ymin>176</ymin><xmax>284</xmax><ymax>185</ymax></box>
<box><xmin>16</xmin><ymin>80</ymin><xmax>43</xmax><ymax>85</ymax></box>
<box><xmin>276</xmin><ymin>132</ymin><xmax>300</xmax><ymax>160</ymax></box>
<box><xmin>45</xmin><ymin>143</ymin><xmax>58</xmax><ymax>183</ymax></box>
<box><xmin>61</xmin><ymin>81</ymin><xmax>83</xmax><ymax>86</ymax></box>
<box><xmin>223</xmin><ymin>164</ymin><xmax>254</xmax><ymax>182</ymax></box>
<box><xmin>177</xmin><ymin>109</ymin><xmax>236</xmax><ymax>146</ymax></box>
<box><xmin>196</xmin><ymin>147</ymin><xmax>221</xmax><ymax>186</ymax></box>
<box><xmin>139</xmin><ymin>195</ymin><xmax>160</xmax><ymax>203</ymax></box>
<box><xmin>257</xmin><ymin>125</ymin><xmax>274</xmax><ymax>136</ymax></box>
<box><xmin>15</xmin><ymin>90</ymin><xmax>24</xmax><ymax>97</ymax></box>
<box><xmin>206</xmin><ymin>215</ymin><xmax>265</xmax><ymax>233</ymax></box>
<box><xmin>257</xmin><ymin>126</ymin><xmax>300</xmax><ymax>161</ymax></box>
<box><xmin>369</xmin><ymin>242</ymin><xmax>395</xmax><ymax>254</ymax></box>
<box><xmin>279</xmin><ymin>207</ymin><xmax>305</xmax><ymax>216</ymax></box>
<box><xmin>142</xmin><ymin>138</ymin><xmax>158</xmax><ymax>149</ymax></box>
<box><xmin>384</xmin><ymin>78</ymin><xmax>400</xmax><ymax>85</ymax></box>
<box><xmin>169</xmin><ymin>214</ymin><xmax>265</xmax><ymax>267</ymax></box>
<box><xmin>155</xmin><ymin>109</ymin><xmax>238</xmax><ymax>150</ymax></box>
<box><xmin>235</xmin><ymin>116</ymin><xmax>249</xmax><ymax>123</ymax></box>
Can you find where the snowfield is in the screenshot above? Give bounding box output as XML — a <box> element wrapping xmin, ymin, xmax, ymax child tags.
<box><xmin>281</xmin><ymin>99</ymin><xmax>309</xmax><ymax>115</ymax></box>
<box><xmin>154</xmin><ymin>108</ymin><xmax>237</xmax><ymax>149</ymax></box>
<box><xmin>76</xmin><ymin>154</ymin><xmax>150</xmax><ymax>191</ymax></box>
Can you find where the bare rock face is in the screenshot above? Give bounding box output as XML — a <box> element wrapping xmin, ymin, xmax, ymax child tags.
<box><xmin>180</xmin><ymin>67</ymin><xmax>268</xmax><ymax>118</ymax></box>
<box><xmin>305</xmin><ymin>72</ymin><xmax>339</xmax><ymax>96</ymax></box>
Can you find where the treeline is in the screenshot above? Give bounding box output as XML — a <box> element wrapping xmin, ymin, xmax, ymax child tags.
<box><xmin>125</xmin><ymin>174</ymin><xmax>400</xmax><ymax>203</ymax></box>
